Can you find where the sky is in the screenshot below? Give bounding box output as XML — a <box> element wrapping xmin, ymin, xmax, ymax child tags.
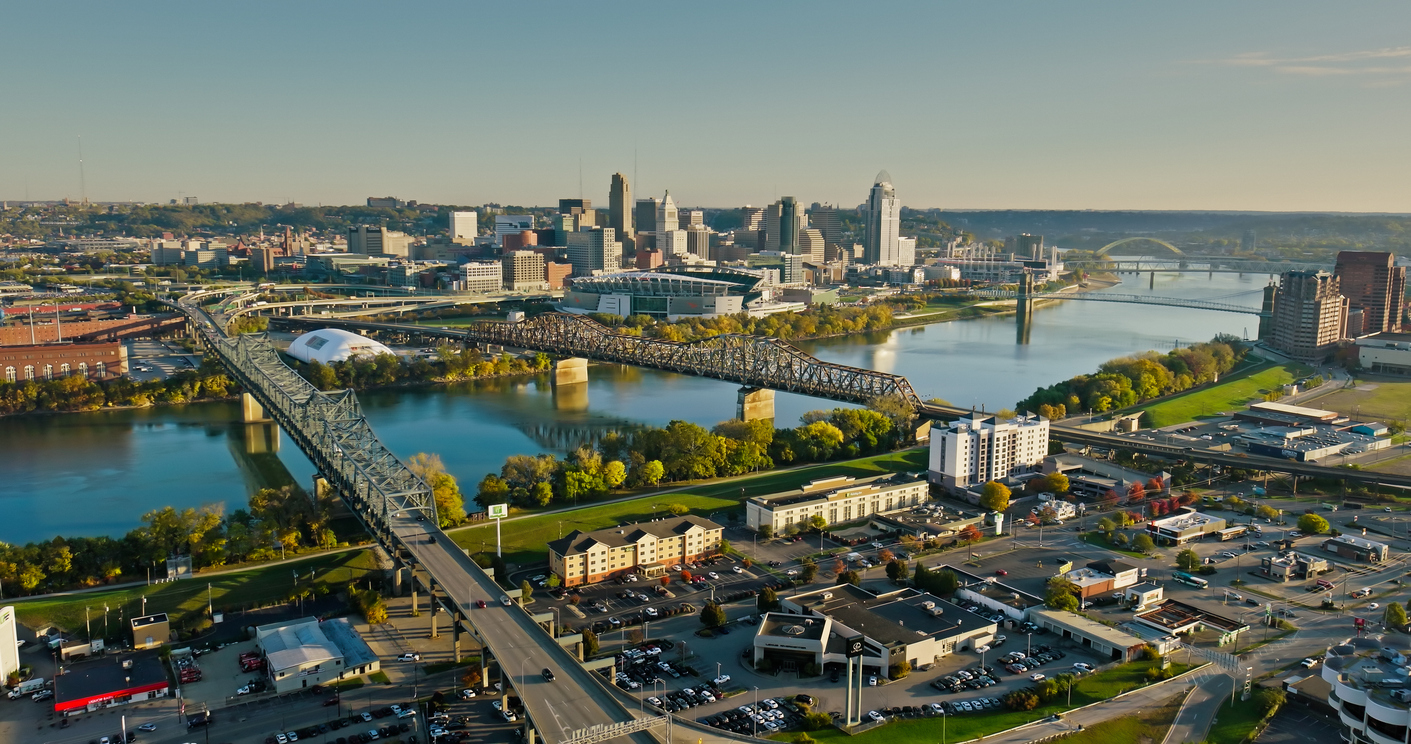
<box><xmin>2</xmin><ymin>2</ymin><xmax>1409</xmax><ymax>212</ymax></box>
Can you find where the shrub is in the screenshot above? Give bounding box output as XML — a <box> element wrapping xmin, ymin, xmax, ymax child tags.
<box><xmin>802</xmin><ymin>712</ymin><xmax>832</xmax><ymax>731</ymax></box>
<box><xmin>889</xmin><ymin>660</ymin><xmax>911</xmax><ymax>679</ymax></box>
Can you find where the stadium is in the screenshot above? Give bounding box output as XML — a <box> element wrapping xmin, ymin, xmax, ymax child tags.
<box><xmin>560</xmin><ymin>266</ymin><xmax>796</xmax><ymax>320</ymax></box>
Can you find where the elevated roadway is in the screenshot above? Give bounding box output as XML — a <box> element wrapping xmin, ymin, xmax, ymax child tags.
<box><xmin>969</xmin><ymin>288</ymin><xmax>1263</xmax><ymax>316</ymax></box>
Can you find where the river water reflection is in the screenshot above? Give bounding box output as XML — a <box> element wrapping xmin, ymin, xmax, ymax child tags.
<box><xmin>0</xmin><ymin>271</ymin><xmax>1269</xmax><ymax>540</ymax></box>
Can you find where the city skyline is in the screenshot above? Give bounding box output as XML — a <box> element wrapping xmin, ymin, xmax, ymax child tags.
<box><xmin>1</xmin><ymin>2</ymin><xmax>1409</xmax><ymax>212</ymax></box>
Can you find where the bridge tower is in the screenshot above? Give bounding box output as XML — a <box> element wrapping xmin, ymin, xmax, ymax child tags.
<box><xmin>1015</xmin><ymin>271</ymin><xmax>1035</xmax><ymax>345</ymax></box>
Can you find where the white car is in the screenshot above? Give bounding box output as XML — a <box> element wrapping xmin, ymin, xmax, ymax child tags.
<box><xmin>137</xmin><ymin>724</ymin><xmax>157</xmax><ymax>732</ymax></box>
<box><xmin>786</xmin><ymin>569</ymin><xmax>799</xmax><ymax>576</ymax></box>
<box><xmin>397</xmin><ymin>653</ymin><xmax>420</xmax><ymax>662</ymax></box>
<box><xmin>732</xmin><ymin>566</ymin><xmax>744</xmax><ymax>574</ymax></box>
<box><xmin>708</xmin><ymin>572</ymin><xmax>720</xmax><ymax>580</ymax></box>
<box><xmin>868</xmin><ymin>675</ymin><xmax>878</xmax><ymax>686</ymax></box>
<box><xmin>713</xmin><ymin>674</ymin><xmax>732</xmax><ymax>685</ymax></box>
<box><xmin>1072</xmin><ymin>662</ymin><xmax>1094</xmax><ymax>673</ymax></box>
<box><xmin>460</xmin><ymin>688</ymin><xmax>477</xmax><ymax>699</ymax></box>
<box><xmin>1030</xmin><ymin>673</ymin><xmax>1046</xmax><ymax>681</ymax></box>
<box><xmin>1370</xmin><ymin>603</ymin><xmax>1381</xmax><ymax>610</ymax></box>
<box><xmin>867</xmin><ymin>710</ymin><xmax>884</xmax><ymax>722</ymax></box>
<box><xmin>501</xmin><ymin>710</ymin><xmax>517</xmax><ymax>722</ymax></box>
<box><xmin>1301</xmin><ymin>658</ymin><xmax>1319</xmax><ymax>668</ymax></box>
<box><xmin>492</xmin><ymin>700</ymin><xmax>503</xmax><ymax>711</ymax></box>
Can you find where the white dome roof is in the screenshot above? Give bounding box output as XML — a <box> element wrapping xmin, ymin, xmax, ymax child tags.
<box><xmin>286</xmin><ymin>328</ymin><xmax>394</xmax><ymax>365</ymax></box>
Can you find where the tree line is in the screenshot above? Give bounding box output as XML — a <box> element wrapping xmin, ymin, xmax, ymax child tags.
<box><xmin>292</xmin><ymin>347</ymin><xmax>552</xmax><ymax>391</ymax></box>
<box><xmin>1016</xmin><ymin>334</ymin><xmax>1247</xmax><ymax>417</ymax></box>
<box><xmin>0</xmin><ymin>360</ymin><xmax>237</xmax><ymax>416</ymax></box>
<box><xmin>587</xmin><ymin>302</ymin><xmax>897</xmax><ymax>343</ymax></box>
<box><xmin>476</xmin><ymin>402</ymin><xmax>916</xmax><ymax>510</ymax></box>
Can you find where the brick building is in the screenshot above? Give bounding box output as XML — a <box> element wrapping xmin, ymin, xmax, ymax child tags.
<box><xmin>0</xmin><ymin>341</ymin><xmax>128</xmax><ymax>382</ymax></box>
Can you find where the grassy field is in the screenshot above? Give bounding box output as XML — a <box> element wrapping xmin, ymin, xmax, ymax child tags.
<box><xmin>1206</xmin><ymin>696</ymin><xmax>1271</xmax><ymax>744</ymax></box>
<box><xmin>11</xmin><ymin>550</ymin><xmax>380</xmax><ymax>634</ymax></box>
<box><xmin>1056</xmin><ymin>691</ymin><xmax>1185</xmax><ymax>744</ymax></box>
<box><xmin>450</xmin><ymin>449</ymin><xmax>928</xmax><ymax>566</ymax></box>
<box><xmin>1315</xmin><ymin>376</ymin><xmax>1411</xmax><ymax>423</ymax></box>
<box><xmin>1138</xmin><ymin>360</ymin><xmax>1311</xmax><ymax>428</ymax></box>
<box><xmin>769</xmin><ymin>660</ymin><xmax>1192</xmax><ymax>744</ymax></box>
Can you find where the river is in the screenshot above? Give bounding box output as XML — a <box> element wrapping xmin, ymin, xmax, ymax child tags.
<box><xmin>0</xmin><ymin>270</ymin><xmax>1271</xmax><ymax>541</ymax></box>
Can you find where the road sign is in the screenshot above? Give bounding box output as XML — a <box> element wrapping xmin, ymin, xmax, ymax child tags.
<box><xmin>488</xmin><ymin>503</ymin><xmax>508</xmax><ymax>519</ymax></box>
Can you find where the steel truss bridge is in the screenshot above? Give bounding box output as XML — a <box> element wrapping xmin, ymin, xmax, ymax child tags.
<box><xmin>969</xmin><ymin>288</ymin><xmax>1265</xmax><ymax>316</ymax></box>
<box><xmin>276</xmin><ymin>312</ymin><xmax>924</xmax><ymax>407</ymax></box>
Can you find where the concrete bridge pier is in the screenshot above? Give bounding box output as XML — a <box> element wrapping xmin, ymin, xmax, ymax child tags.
<box><xmin>552</xmin><ymin>357</ymin><xmax>588</xmax><ymax>385</ymax></box>
<box><xmin>452</xmin><ymin>618</ymin><xmax>462</xmax><ymax>663</ymax></box>
<box><xmin>736</xmin><ymin>387</ymin><xmax>775</xmax><ymax>422</ymax></box>
<box><xmin>242</xmin><ymin>422</ymin><xmax>280</xmax><ymax>454</ymax></box>
<box><xmin>428</xmin><ymin>577</ymin><xmax>439</xmax><ymax>639</ymax></box>
<box><xmin>241</xmin><ymin>393</ymin><xmax>270</xmax><ymax>423</ymax></box>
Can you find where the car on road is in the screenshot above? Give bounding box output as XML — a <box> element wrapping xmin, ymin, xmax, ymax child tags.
<box><xmin>500</xmin><ymin>595</ymin><xmax>512</xmax><ymax>606</ymax></box>
<box><xmin>1370</xmin><ymin>603</ymin><xmax>1381</xmax><ymax>610</ymax></box>
<box><xmin>1387</xmin><ymin>507</ymin><xmax>1395</xmax><ymax>512</ymax></box>
<box><xmin>995</xmin><ymin>569</ymin><xmax>1008</xmax><ymax>576</ymax></box>
<box><xmin>460</xmin><ymin>688</ymin><xmax>477</xmax><ymax>699</ymax></box>
<box><xmin>1030</xmin><ymin>673</ymin><xmax>1046</xmax><ymax>681</ymax></box>
<box><xmin>136</xmin><ymin>724</ymin><xmax>157</xmax><ymax>732</ymax></box>
<box><xmin>1302</xmin><ymin>658</ymin><xmax>1319</xmax><ymax>668</ymax></box>
<box><xmin>475</xmin><ymin>599</ymin><xmax>487</xmax><ymax>608</ymax></box>
<box><xmin>786</xmin><ymin>569</ymin><xmax>799</xmax><ymax>576</ymax></box>
<box><xmin>868</xmin><ymin>675</ymin><xmax>878</xmax><ymax>686</ymax></box>
<box><xmin>542</xmin><ymin>668</ymin><xmax>556</xmax><ymax>681</ymax></box>
<box><xmin>397</xmin><ymin>653</ymin><xmax>420</xmax><ymax>662</ymax></box>
<box><xmin>732</xmin><ymin>566</ymin><xmax>744</xmax><ymax>574</ymax></box>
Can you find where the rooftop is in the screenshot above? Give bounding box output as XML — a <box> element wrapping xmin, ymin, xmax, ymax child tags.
<box><xmin>831</xmin><ymin>593</ymin><xmax>995</xmax><ymax>648</ymax></box>
<box><xmin>758</xmin><ymin>613</ymin><xmax>829</xmax><ymax>642</ymax></box>
<box><xmin>1030</xmin><ymin>609</ymin><xmax>1145</xmax><ymax>650</ymax></box>
<box><xmin>1134</xmin><ymin>599</ymin><xmax>1247</xmax><ymax>633</ymax></box>
<box><xmin>750</xmin><ymin>473</ymin><xmax>921</xmax><ymax>510</ymax></box>
<box><xmin>1326</xmin><ymin>534</ymin><xmax>1389</xmax><ymax>551</ymax></box>
<box><xmin>1249</xmin><ymin>400</ymin><xmax>1340</xmax><ymax>420</ymax></box>
<box><xmin>320</xmin><ymin>617</ymin><xmax>378</xmax><ymax>670</ymax></box>
<box><xmin>1087</xmin><ymin>560</ymin><xmax>1137</xmax><ymax>576</ymax></box>
<box><xmin>548</xmin><ymin>515</ymin><xmax>723</xmax><ymax>557</ymax></box>
<box><xmin>55</xmin><ymin>652</ymin><xmax>167</xmax><ymax>709</ymax></box>
<box><xmin>129</xmin><ymin>613</ymin><xmax>168</xmax><ymax>629</ymax></box>
<box><xmin>1326</xmin><ymin>639</ymin><xmax>1411</xmax><ymax>710</ymax></box>
<box><xmin>1149</xmin><ymin>509</ymin><xmax>1223</xmax><ymax>531</ymax></box>
<box><xmin>257</xmin><ymin>618</ymin><xmax>341</xmax><ymax>672</ymax></box>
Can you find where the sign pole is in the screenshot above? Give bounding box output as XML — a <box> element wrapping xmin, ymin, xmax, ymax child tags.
<box><xmin>488</xmin><ymin>504</ymin><xmax>509</xmax><ymax>558</ymax></box>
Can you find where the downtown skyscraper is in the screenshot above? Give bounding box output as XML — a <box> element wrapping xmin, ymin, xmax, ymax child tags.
<box><xmin>864</xmin><ymin>171</ymin><xmax>902</xmax><ymax>266</ymax></box>
<box><xmin>609</xmin><ymin>173</ymin><xmax>633</xmax><ymax>244</ymax></box>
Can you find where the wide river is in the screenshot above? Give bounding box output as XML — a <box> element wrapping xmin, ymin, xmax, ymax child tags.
<box><xmin>0</xmin><ymin>271</ymin><xmax>1270</xmax><ymax>541</ymax></box>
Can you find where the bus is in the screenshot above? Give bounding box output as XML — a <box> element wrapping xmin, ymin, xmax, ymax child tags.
<box><xmin>1172</xmin><ymin>572</ymin><xmax>1209</xmax><ymax>589</ymax></box>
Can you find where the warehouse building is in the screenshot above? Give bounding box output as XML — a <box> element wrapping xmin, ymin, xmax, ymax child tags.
<box><xmin>1145</xmin><ymin>508</ymin><xmax>1227</xmax><ymax>546</ymax></box>
<box><xmin>255</xmin><ymin>617</ymin><xmax>379</xmax><ymax>693</ymax></box>
<box><xmin>1028</xmin><ymin>609</ymin><xmax>1148</xmax><ymax>662</ymax></box>
<box><xmin>1322</xmin><ymin>534</ymin><xmax>1389</xmax><ymax>563</ymax></box>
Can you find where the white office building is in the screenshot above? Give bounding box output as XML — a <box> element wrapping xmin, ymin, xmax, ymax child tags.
<box><xmin>494</xmin><ymin>215</ymin><xmax>534</xmax><ymax>246</ymax></box>
<box><xmin>745</xmin><ymin>474</ymin><xmax>928</xmax><ymax>533</ymax></box>
<box><xmin>929</xmin><ymin>413</ymin><xmax>1050</xmax><ymax>493</ymax></box>
<box><xmin>459</xmin><ymin>262</ymin><xmax>502</xmax><ymax>293</ymax></box>
<box><xmin>450</xmin><ymin>211</ymin><xmax>478</xmax><ymax>243</ymax></box>
<box><xmin>864</xmin><ymin>171</ymin><xmax>903</xmax><ymax>266</ymax></box>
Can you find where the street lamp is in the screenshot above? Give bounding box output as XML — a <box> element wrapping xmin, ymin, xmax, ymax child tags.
<box><xmin>753</xmin><ymin>687</ymin><xmax>760</xmax><ymax>737</ymax></box>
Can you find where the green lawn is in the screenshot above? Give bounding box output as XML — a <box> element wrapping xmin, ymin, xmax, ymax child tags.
<box><xmin>1138</xmin><ymin>361</ymin><xmax>1312</xmax><ymax>428</ymax></box>
<box><xmin>450</xmin><ymin>449</ymin><xmax>928</xmax><ymax>566</ymax></box>
<box><xmin>1053</xmin><ymin>691</ymin><xmax>1185</xmax><ymax>744</ymax></box>
<box><xmin>12</xmin><ymin>550</ymin><xmax>380</xmax><ymax>634</ymax></box>
<box><xmin>1316</xmin><ymin>377</ymin><xmax>1411</xmax><ymax>423</ymax></box>
<box><xmin>1080</xmin><ymin>532</ymin><xmax>1153</xmax><ymax>559</ymax></box>
<box><xmin>1206</xmin><ymin>696</ymin><xmax>1271</xmax><ymax>744</ymax></box>
<box><xmin>770</xmin><ymin>660</ymin><xmax>1193</xmax><ymax>744</ymax></box>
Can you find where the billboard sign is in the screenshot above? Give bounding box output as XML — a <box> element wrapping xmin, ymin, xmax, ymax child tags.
<box><xmin>845</xmin><ymin>635</ymin><xmax>865</xmax><ymax>658</ymax></box>
<box><xmin>488</xmin><ymin>504</ymin><xmax>509</xmax><ymax>519</ymax></box>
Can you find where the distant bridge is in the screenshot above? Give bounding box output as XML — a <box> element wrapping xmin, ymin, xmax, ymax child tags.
<box><xmin>1096</xmin><ymin>237</ymin><xmax>1183</xmax><ymax>256</ymax></box>
<box><xmin>275</xmin><ymin>312</ymin><xmax>924</xmax><ymax>408</ymax></box>
<box><xmin>969</xmin><ymin>288</ymin><xmax>1265</xmax><ymax>316</ymax></box>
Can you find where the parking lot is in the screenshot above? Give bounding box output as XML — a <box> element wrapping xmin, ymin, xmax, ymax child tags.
<box><xmin>125</xmin><ymin>338</ymin><xmax>200</xmax><ymax>380</ymax></box>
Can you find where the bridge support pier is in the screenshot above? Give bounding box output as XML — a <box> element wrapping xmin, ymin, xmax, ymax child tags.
<box><xmin>552</xmin><ymin>357</ymin><xmax>588</xmax><ymax>386</ymax></box>
<box><xmin>242</xmin><ymin>422</ymin><xmax>280</xmax><ymax>454</ymax></box>
<box><xmin>452</xmin><ymin>619</ymin><xmax>462</xmax><ymax>663</ymax></box>
<box><xmin>241</xmin><ymin>392</ymin><xmax>270</xmax><ymax>423</ymax></box>
<box><xmin>429</xmin><ymin>578</ymin><xmax>439</xmax><ymax>639</ymax></box>
<box><xmin>737</xmin><ymin>387</ymin><xmax>775</xmax><ymax>422</ymax></box>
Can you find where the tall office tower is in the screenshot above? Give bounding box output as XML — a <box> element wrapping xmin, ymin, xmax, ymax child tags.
<box><xmin>494</xmin><ymin>215</ymin><xmax>534</xmax><ymax>246</ymax></box>
<box><xmin>1014</xmin><ymin>234</ymin><xmax>1044</xmax><ymax>260</ymax></box>
<box><xmin>450</xmin><ymin>211</ymin><xmax>478</xmax><ymax>244</ymax></box>
<box><xmin>741</xmin><ymin>206</ymin><xmax>766</xmax><ymax>231</ymax></box>
<box><xmin>764</xmin><ymin>198</ymin><xmax>807</xmax><ymax>253</ymax></box>
<box><xmin>780</xmin><ymin>254</ymin><xmax>804</xmax><ymax>284</ymax></box>
<box><xmin>635</xmin><ymin>197</ymin><xmax>660</xmax><ymax>234</ymax></box>
<box><xmin>1336</xmin><ymin>251</ymin><xmax>1405</xmax><ymax>334</ymax></box>
<box><xmin>686</xmin><ymin>224</ymin><xmax>711</xmax><ymax>259</ymax></box>
<box><xmin>559</xmin><ymin>198</ymin><xmax>595</xmax><ymax>229</ymax></box>
<box><xmin>347</xmin><ymin>226</ymin><xmax>411</xmax><ymax>257</ymax></box>
<box><xmin>799</xmin><ymin>228</ymin><xmax>826</xmax><ymax>265</ymax></box>
<box><xmin>808</xmin><ymin>203</ymin><xmax>841</xmax><ymax>246</ymax></box>
<box><xmin>1271</xmin><ymin>271</ymin><xmax>1348</xmax><ymax>361</ymax></box>
<box><xmin>1241</xmin><ymin>230</ymin><xmax>1257</xmax><ymax>253</ymax></box>
<box><xmin>864</xmin><ymin>171</ymin><xmax>902</xmax><ymax>265</ymax></box>
<box><xmin>567</xmin><ymin>227</ymin><xmax>622</xmax><ymax>277</ymax></box>
<box><xmin>656</xmin><ymin>192</ymin><xmax>686</xmax><ymax>256</ymax></box>
<box><xmin>682</xmin><ymin>210</ymin><xmax>704</xmax><ymax>228</ymax></box>
<box><xmin>609</xmin><ymin>173</ymin><xmax>633</xmax><ymax>240</ymax></box>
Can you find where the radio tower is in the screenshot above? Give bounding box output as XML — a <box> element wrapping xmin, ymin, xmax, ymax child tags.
<box><xmin>78</xmin><ymin>135</ymin><xmax>88</xmax><ymax>205</ymax></box>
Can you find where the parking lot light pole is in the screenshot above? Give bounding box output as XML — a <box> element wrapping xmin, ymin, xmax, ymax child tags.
<box><xmin>1027</xmin><ymin>633</ymin><xmax>1033</xmax><ymax>657</ymax></box>
<box><xmin>753</xmin><ymin>687</ymin><xmax>759</xmax><ymax>737</ymax></box>
<box><xmin>941</xmin><ymin>708</ymin><xmax>946</xmax><ymax>744</ymax></box>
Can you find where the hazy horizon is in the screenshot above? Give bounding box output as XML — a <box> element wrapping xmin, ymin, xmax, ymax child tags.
<box><xmin>3</xmin><ymin>2</ymin><xmax>1409</xmax><ymax>213</ymax></box>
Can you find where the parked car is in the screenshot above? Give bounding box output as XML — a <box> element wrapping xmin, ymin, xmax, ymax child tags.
<box><xmin>397</xmin><ymin>653</ymin><xmax>420</xmax><ymax>662</ymax></box>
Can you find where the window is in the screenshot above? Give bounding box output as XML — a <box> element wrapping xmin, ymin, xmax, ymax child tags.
<box><xmin>3</xmin><ymin>366</ymin><xmax>12</xmax><ymax>383</ymax></box>
<box><xmin>24</xmin><ymin>365</ymin><xmax>34</xmax><ymax>380</ymax></box>
<box><xmin>95</xmin><ymin>362</ymin><xmax>105</xmax><ymax>377</ymax></box>
<box><xmin>43</xmin><ymin>364</ymin><xmax>53</xmax><ymax>380</ymax></box>
<box><xmin>78</xmin><ymin>362</ymin><xmax>87</xmax><ymax>377</ymax></box>
<box><xmin>60</xmin><ymin>363</ymin><xmax>71</xmax><ymax>376</ymax></box>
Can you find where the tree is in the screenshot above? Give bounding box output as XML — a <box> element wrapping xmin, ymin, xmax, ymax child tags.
<box><xmin>1176</xmin><ymin>548</ymin><xmax>1201</xmax><ymax>571</ymax></box>
<box><xmin>700</xmin><ymin>602</ymin><xmax>726</xmax><ymax>628</ymax></box>
<box><xmin>800</xmin><ymin>560</ymin><xmax>818</xmax><ymax>583</ymax></box>
<box><xmin>807</xmin><ymin>514</ymin><xmax>828</xmax><ymax>532</ymax></box>
<box><xmin>476</xmin><ymin>474</ymin><xmax>510</xmax><ymax>510</ymax></box>
<box><xmin>1096</xmin><ymin>517</ymin><xmax>1116</xmax><ymax>534</ymax></box>
<box><xmin>666</xmin><ymin>503</ymin><xmax>689</xmax><ymax>516</ymax></box>
<box><xmin>1298</xmin><ymin>513</ymin><xmax>1330</xmax><ymax>535</ymax></box>
<box><xmin>886</xmin><ymin>559</ymin><xmax>909</xmax><ymax>583</ymax></box>
<box><xmin>758</xmin><ymin>586</ymin><xmax>780</xmax><ymax>613</ymax></box>
<box><xmin>1133</xmin><ymin>534</ymin><xmax>1156</xmax><ymax>554</ymax></box>
<box><xmin>1255</xmin><ymin>504</ymin><xmax>1280</xmax><ymax>520</ymax></box>
<box><xmin>1126</xmin><ymin>482</ymin><xmax>1146</xmax><ymax>502</ymax></box>
<box><xmin>958</xmin><ymin>524</ymin><xmax>983</xmax><ymax>545</ymax></box>
<box><xmin>602</xmin><ymin>460</ymin><xmax>627</xmax><ymax>489</ymax></box>
<box><xmin>979</xmin><ymin>481</ymin><xmax>1011</xmax><ymax>512</ymax></box>
<box><xmin>839</xmin><ymin>570</ymin><xmax>861</xmax><ymax>586</ymax></box>
<box><xmin>1045</xmin><ymin>576</ymin><xmax>1080</xmax><ymax>612</ymax></box>
<box><xmin>889</xmin><ymin>660</ymin><xmax>911</xmax><ymax>679</ymax></box>
<box><xmin>520</xmin><ymin>579</ymin><xmax>534</xmax><ymax>602</ymax></box>
<box><xmin>635</xmin><ymin>459</ymin><xmax>665</xmax><ymax>487</ymax></box>
<box><xmin>758</xmin><ymin>524</ymin><xmax>774</xmax><ymax>539</ymax></box>
<box><xmin>1255</xmin><ymin>688</ymin><xmax>1287</xmax><ymax>717</ymax></box>
<box><xmin>1386</xmin><ymin>602</ymin><xmax>1408</xmax><ymax>630</ymax></box>
<box><xmin>934</xmin><ymin>569</ymin><xmax>960</xmax><ymax>595</ymax></box>
<box><xmin>408</xmin><ymin>453</ymin><xmax>466</xmax><ymax>527</ymax></box>
<box><xmin>878</xmin><ymin>548</ymin><xmax>895</xmax><ymax>563</ymax></box>
<box><xmin>581</xmin><ymin>627</ymin><xmax>600</xmax><ymax>657</ymax></box>
<box><xmin>1045</xmin><ymin>472</ymin><xmax>1070</xmax><ymax>494</ymax></box>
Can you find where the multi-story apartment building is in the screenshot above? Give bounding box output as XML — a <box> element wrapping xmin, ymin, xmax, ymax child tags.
<box><xmin>1336</xmin><ymin>250</ymin><xmax>1406</xmax><ymax>335</ymax></box>
<box><xmin>745</xmin><ymin>473</ymin><xmax>928</xmax><ymax>533</ymax></box>
<box><xmin>548</xmin><ymin>515</ymin><xmax>724</xmax><ymax>587</ymax></box>
<box><xmin>1270</xmin><ymin>270</ymin><xmax>1347</xmax><ymax>361</ymax></box>
<box><xmin>458</xmin><ymin>262</ymin><xmax>502</xmax><ymax>293</ymax></box>
<box><xmin>929</xmin><ymin>413</ymin><xmax>1050</xmax><ymax>493</ymax></box>
<box><xmin>501</xmin><ymin>250</ymin><xmax>547</xmax><ymax>291</ymax></box>
<box><xmin>567</xmin><ymin>227</ymin><xmax>622</xmax><ymax>277</ymax></box>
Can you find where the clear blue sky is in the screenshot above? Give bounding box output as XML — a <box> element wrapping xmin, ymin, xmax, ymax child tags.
<box><xmin>3</xmin><ymin>2</ymin><xmax>1408</xmax><ymax>212</ymax></box>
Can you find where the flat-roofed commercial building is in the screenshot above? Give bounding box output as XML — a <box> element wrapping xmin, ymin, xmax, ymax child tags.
<box><xmin>744</xmin><ymin>473</ymin><xmax>928</xmax><ymax>534</ymax></box>
<box><xmin>458</xmin><ymin>261</ymin><xmax>502</xmax><ymax>293</ymax></box>
<box><xmin>548</xmin><ymin>516</ymin><xmax>724</xmax><ymax>587</ymax></box>
<box><xmin>129</xmin><ymin>614</ymin><xmax>170</xmax><ymax>650</ymax></box>
<box><xmin>255</xmin><ymin>617</ymin><xmax>379</xmax><ymax>693</ymax></box>
<box><xmin>54</xmin><ymin>652</ymin><xmax>170</xmax><ymax>715</ymax></box>
<box><xmin>0</xmin><ymin>341</ymin><xmax>128</xmax><ymax>382</ymax></box>
<box><xmin>1320</xmin><ymin>641</ymin><xmax>1411</xmax><ymax>744</ymax></box>
<box><xmin>929</xmin><ymin>413</ymin><xmax>1049</xmax><ymax>494</ymax></box>
<box><xmin>1145</xmin><ymin>508</ymin><xmax>1227</xmax><ymax>546</ymax></box>
<box><xmin>1133</xmin><ymin>600</ymin><xmax>1248</xmax><ymax>646</ymax></box>
<box><xmin>501</xmin><ymin>250</ymin><xmax>548</xmax><ymax>291</ymax></box>
<box><xmin>1356</xmin><ymin>332</ymin><xmax>1411</xmax><ymax>376</ymax></box>
<box><xmin>1323</xmin><ymin>535</ymin><xmax>1389</xmax><ymax>563</ymax></box>
<box><xmin>1260</xmin><ymin>551</ymin><xmax>1330</xmax><ymax>582</ymax></box>
<box><xmin>1029</xmin><ymin>609</ymin><xmax>1148</xmax><ymax>662</ymax></box>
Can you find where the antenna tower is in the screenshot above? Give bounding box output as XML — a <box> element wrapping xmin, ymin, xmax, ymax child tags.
<box><xmin>78</xmin><ymin>135</ymin><xmax>88</xmax><ymax>204</ymax></box>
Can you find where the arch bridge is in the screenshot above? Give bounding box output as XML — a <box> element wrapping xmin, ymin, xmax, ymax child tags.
<box><xmin>1095</xmin><ymin>237</ymin><xmax>1184</xmax><ymax>256</ymax></box>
